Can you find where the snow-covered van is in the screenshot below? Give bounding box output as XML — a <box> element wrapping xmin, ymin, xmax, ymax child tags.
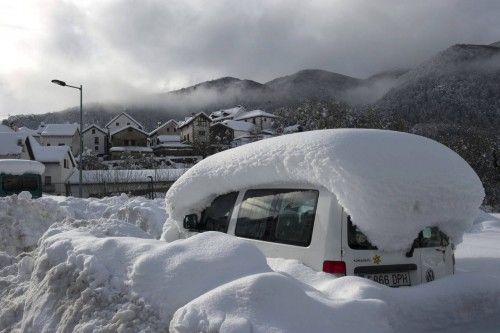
<box><xmin>0</xmin><ymin>159</ymin><xmax>45</xmax><ymax>198</ymax></box>
<box><xmin>164</xmin><ymin>129</ymin><xmax>484</xmax><ymax>287</ymax></box>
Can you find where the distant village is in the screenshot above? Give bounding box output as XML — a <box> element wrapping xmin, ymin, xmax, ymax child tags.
<box><xmin>0</xmin><ymin>106</ymin><xmax>301</xmax><ymax>197</ymax></box>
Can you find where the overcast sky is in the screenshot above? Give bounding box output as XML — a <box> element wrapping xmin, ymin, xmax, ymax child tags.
<box><xmin>1</xmin><ymin>0</ymin><xmax>499</xmax><ymax>118</ymax></box>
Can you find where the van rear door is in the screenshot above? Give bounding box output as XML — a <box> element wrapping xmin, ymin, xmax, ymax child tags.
<box><xmin>341</xmin><ymin>212</ymin><xmax>422</xmax><ymax>286</ymax></box>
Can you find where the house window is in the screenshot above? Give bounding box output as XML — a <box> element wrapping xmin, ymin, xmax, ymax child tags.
<box><xmin>45</xmin><ymin>176</ymin><xmax>52</xmax><ymax>185</ymax></box>
<box><xmin>94</xmin><ymin>137</ymin><xmax>99</xmax><ymax>144</ymax></box>
<box><xmin>187</xmin><ymin>134</ymin><xmax>190</xmax><ymax>141</ymax></box>
<box><xmin>124</xmin><ymin>140</ymin><xmax>129</xmax><ymax>146</ymax></box>
<box><xmin>252</xmin><ymin>118</ymin><xmax>256</xmax><ymax>124</ymax></box>
<box><xmin>131</xmin><ymin>140</ymin><xmax>136</xmax><ymax>146</ymax></box>
<box><xmin>116</xmin><ymin>122</ymin><xmax>120</xmax><ymax>127</ymax></box>
<box><xmin>64</xmin><ymin>159</ymin><xmax>68</xmax><ymax>168</ymax></box>
<box><xmin>47</xmin><ymin>143</ymin><xmax>51</xmax><ymax>146</ymax></box>
<box><xmin>199</xmin><ymin>130</ymin><xmax>205</xmax><ymax>136</ymax></box>
<box><xmin>58</xmin><ymin>143</ymin><xmax>64</xmax><ymax>146</ymax></box>
<box><xmin>166</xmin><ymin>128</ymin><xmax>170</xmax><ymax>133</ymax></box>
<box><xmin>91</xmin><ymin>129</ymin><xmax>95</xmax><ymax>134</ymax></box>
<box><xmin>95</xmin><ymin>146</ymin><xmax>99</xmax><ymax>151</ymax></box>
<box><xmin>127</xmin><ymin>122</ymin><xmax>131</xmax><ymax>125</ymax></box>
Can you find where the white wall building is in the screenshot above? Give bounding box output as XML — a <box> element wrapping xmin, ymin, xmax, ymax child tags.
<box><xmin>105</xmin><ymin>112</ymin><xmax>144</xmax><ymax>133</ymax></box>
<box><xmin>83</xmin><ymin>124</ymin><xmax>108</xmax><ymax>156</ymax></box>
<box><xmin>233</xmin><ymin>110</ymin><xmax>277</xmax><ymax>131</ymax></box>
<box><xmin>37</xmin><ymin>123</ymin><xmax>81</xmax><ymax>156</ymax></box>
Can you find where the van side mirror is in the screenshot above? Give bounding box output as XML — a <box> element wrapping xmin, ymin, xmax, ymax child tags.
<box><xmin>183</xmin><ymin>214</ymin><xmax>199</xmax><ymax>230</ymax></box>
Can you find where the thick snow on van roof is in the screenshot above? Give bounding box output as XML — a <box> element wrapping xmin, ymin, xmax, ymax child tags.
<box><xmin>164</xmin><ymin>129</ymin><xmax>484</xmax><ymax>251</ymax></box>
<box><xmin>0</xmin><ymin>159</ymin><xmax>45</xmax><ymax>175</ymax></box>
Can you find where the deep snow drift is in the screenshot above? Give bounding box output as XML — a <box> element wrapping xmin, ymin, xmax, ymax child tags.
<box><xmin>163</xmin><ymin>129</ymin><xmax>484</xmax><ymax>250</ymax></box>
<box><xmin>1</xmin><ymin>195</ymin><xmax>499</xmax><ymax>332</ymax></box>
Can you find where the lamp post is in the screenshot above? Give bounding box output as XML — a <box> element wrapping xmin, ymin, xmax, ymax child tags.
<box><xmin>51</xmin><ymin>79</ymin><xmax>83</xmax><ymax>198</ymax></box>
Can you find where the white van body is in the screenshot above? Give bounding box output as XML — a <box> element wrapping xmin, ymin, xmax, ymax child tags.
<box><xmin>182</xmin><ymin>183</ymin><xmax>455</xmax><ymax>287</ymax></box>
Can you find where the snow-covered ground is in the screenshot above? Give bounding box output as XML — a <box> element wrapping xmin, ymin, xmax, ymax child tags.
<box><xmin>0</xmin><ymin>194</ymin><xmax>499</xmax><ymax>332</ymax></box>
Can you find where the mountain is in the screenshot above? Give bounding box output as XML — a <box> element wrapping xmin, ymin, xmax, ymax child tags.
<box><xmin>265</xmin><ymin>69</ymin><xmax>360</xmax><ymax>103</ymax></box>
<box><xmin>375</xmin><ymin>44</ymin><xmax>500</xmax><ymax>128</ymax></box>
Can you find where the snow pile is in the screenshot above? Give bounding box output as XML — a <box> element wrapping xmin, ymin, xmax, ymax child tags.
<box><xmin>0</xmin><ymin>194</ymin><xmax>65</xmax><ymax>255</ymax></box>
<box><xmin>164</xmin><ymin>129</ymin><xmax>485</xmax><ymax>250</ymax></box>
<box><xmin>17</xmin><ymin>230</ymin><xmax>267</xmax><ymax>332</ymax></box>
<box><xmin>0</xmin><ymin>159</ymin><xmax>45</xmax><ymax>176</ymax></box>
<box><xmin>172</xmin><ymin>260</ymin><xmax>500</xmax><ymax>333</ymax></box>
<box><xmin>50</xmin><ymin>194</ymin><xmax>168</xmax><ymax>238</ymax></box>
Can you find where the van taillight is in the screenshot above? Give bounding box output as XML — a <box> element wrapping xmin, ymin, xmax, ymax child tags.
<box><xmin>323</xmin><ymin>261</ymin><xmax>346</xmax><ymax>275</ymax></box>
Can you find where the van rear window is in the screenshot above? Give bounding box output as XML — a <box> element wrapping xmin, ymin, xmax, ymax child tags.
<box><xmin>235</xmin><ymin>189</ymin><xmax>318</xmax><ymax>247</ymax></box>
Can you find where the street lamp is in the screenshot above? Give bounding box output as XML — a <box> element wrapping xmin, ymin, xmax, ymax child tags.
<box><xmin>51</xmin><ymin>79</ymin><xmax>83</xmax><ymax>198</ymax></box>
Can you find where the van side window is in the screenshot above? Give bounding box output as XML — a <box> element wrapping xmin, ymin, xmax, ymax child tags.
<box><xmin>198</xmin><ymin>192</ymin><xmax>239</xmax><ymax>233</ymax></box>
<box><xmin>235</xmin><ymin>189</ymin><xmax>318</xmax><ymax>247</ymax></box>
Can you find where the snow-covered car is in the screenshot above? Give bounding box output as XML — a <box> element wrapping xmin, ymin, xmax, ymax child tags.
<box><xmin>164</xmin><ymin>129</ymin><xmax>484</xmax><ymax>287</ymax></box>
<box><xmin>0</xmin><ymin>159</ymin><xmax>45</xmax><ymax>198</ymax></box>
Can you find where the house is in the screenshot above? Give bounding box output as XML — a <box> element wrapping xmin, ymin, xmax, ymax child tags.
<box><xmin>233</xmin><ymin>109</ymin><xmax>277</xmax><ymax>131</ymax></box>
<box><xmin>178</xmin><ymin>113</ymin><xmax>211</xmax><ymax>144</ymax></box>
<box><xmin>83</xmin><ymin>124</ymin><xmax>108</xmax><ymax>156</ymax></box>
<box><xmin>109</xmin><ymin>125</ymin><xmax>152</xmax><ymax>159</ymax></box>
<box><xmin>37</xmin><ymin>123</ymin><xmax>81</xmax><ymax>156</ymax></box>
<box><xmin>105</xmin><ymin>112</ymin><xmax>144</xmax><ymax>133</ymax></box>
<box><xmin>0</xmin><ymin>132</ymin><xmax>34</xmax><ymax>160</ymax></box>
<box><xmin>31</xmin><ymin>140</ymin><xmax>76</xmax><ymax>195</ymax></box>
<box><xmin>210</xmin><ymin>120</ymin><xmax>255</xmax><ymax>148</ymax></box>
<box><xmin>149</xmin><ymin>120</ymin><xmax>179</xmax><ymax>146</ymax></box>
<box><xmin>17</xmin><ymin>126</ymin><xmax>40</xmax><ymax>139</ymax></box>
<box><xmin>151</xmin><ymin>135</ymin><xmax>193</xmax><ymax>157</ymax></box>
<box><xmin>0</xmin><ymin>132</ymin><xmax>75</xmax><ymax>195</ymax></box>
<box><xmin>208</xmin><ymin>106</ymin><xmax>246</xmax><ymax>123</ymax></box>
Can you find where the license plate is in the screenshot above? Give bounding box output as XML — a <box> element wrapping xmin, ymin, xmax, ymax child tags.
<box><xmin>363</xmin><ymin>272</ymin><xmax>411</xmax><ymax>287</ymax></box>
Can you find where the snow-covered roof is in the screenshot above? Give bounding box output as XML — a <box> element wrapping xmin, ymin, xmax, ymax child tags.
<box><xmin>110</xmin><ymin>125</ymin><xmax>149</xmax><ymax>137</ymax></box>
<box><xmin>209</xmin><ymin>106</ymin><xmax>246</xmax><ymax>122</ymax></box>
<box><xmin>105</xmin><ymin>112</ymin><xmax>143</xmax><ymax>129</ymax></box>
<box><xmin>165</xmin><ymin>129</ymin><xmax>484</xmax><ymax>251</ymax></box>
<box><xmin>109</xmin><ymin>146</ymin><xmax>153</xmax><ymax>153</ymax></box>
<box><xmin>31</xmin><ymin>139</ymin><xmax>75</xmax><ymax>164</ymax></box>
<box><xmin>218</xmin><ymin>120</ymin><xmax>255</xmax><ymax>132</ymax></box>
<box><xmin>154</xmin><ymin>142</ymin><xmax>192</xmax><ymax>149</ymax></box>
<box><xmin>39</xmin><ymin>123</ymin><xmax>79</xmax><ymax>137</ymax></box>
<box><xmin>149</xmin><ymin>120</ymin><xmax>179</xmax><ymax>136</ymax></box>
<box><xmin>0</xmin><ymin>159</ymin><xmax>45</xmax><ymax>175</ymax></box>
<box><xmin>0</xmin><ymin>124</ymin><xmax>14</xmax><ymax>132</ymax></box>
<box><xmin>83</xmin><ymin>124</ymin><xmax>107</xmax><ymax>134</ymax></box>
<box><xmin>234</xmin><ymin>110</ymin><xmax>277</xmax><ymax>121</ymax></box>
<box><xmin>157</xmin><ymin>135</ymin><xmax>181</xmax><ymax>143</ymax></box>
<box><xmin>177</xmin><ymin>113</ymin><xmax>211</xmax><ymax>129</ymax></box>
<box><xmin>67</xmin><ymin>168</ymin><xmax>187</xmax><ymax>184</ymax></box>
<box><xmin>17</xmin><ymin>127</ymin><xmax>40</xmax><ymax>136</ymax></box>
<box><xmin>283</xmin><ymin>124</ymin><xmax>303</xmax><ymax>134</ymax></box>
<box><xmin>0</xmin><ymin>132</ymin><xmax>28</xmax><ymax>156</ymax></box>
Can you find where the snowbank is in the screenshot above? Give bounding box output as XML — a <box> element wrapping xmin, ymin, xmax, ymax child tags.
<box><xmin>163</xmin><ymin>129</ymin><xmax>484</xmax><ymax>250</ymax></box>
<box><xmin>0</xmin><ymin>159</ymin><xmax>45</xmax><ymax>175</ymax></box>
<box><xmin>18</xmin><ymin>231</ymin><xmax>268</xmax><ymax>332</ymax></box>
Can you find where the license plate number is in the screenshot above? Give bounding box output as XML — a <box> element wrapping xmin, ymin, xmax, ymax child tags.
<box><xmin>363</xmin><ymin>272</ymin><xmax>411</xmax><ymax>287</ymax></box>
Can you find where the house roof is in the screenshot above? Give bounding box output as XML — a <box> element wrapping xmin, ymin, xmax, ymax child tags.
<box><xmin>209</xmin><ymin>106</ymin><xmax>246</xmax><ymax>122</ymax></box>
<box><xmin>83</xmin><ymin>124</ymin><xmax>107</xmax><ymax>134</ymax></box>
<box><xmin>38</xmin><ymin>123</ymin><xmax>80</xmax><ymax>137</ymax></box>
<box><xmin>17</xmin><ymin>127</ymin><xmax>40</xmax><ymax>136</ymax></box>
<box><xmin>219</xmin><ymin>120</ymin><xmax>255</xmax><ymax>132</ymax></box>
<box><xmin>109</xmin><ymin>146</ymin><xmax>153</xmax><ymax>153</ymax></box>
<box><xmin>110</xmin><ymin>125</ymin><xmax>149</xmax><ymax>137</ymax></box>
<box><xmin>177</xmin><ymin>112</ymin><xmax>211</xmax><ymax>129</ymax></box>
<box><xmin>157</xmin><ymin>135</ymin><xmax>181</xmax><ymax>143</ymax></box>
<box><xmin>0</xmin><ymin>124</ymin><xmax>14</xmax><ymax>132</ymax></box>
<box><xmin>234</xmin><ymin>110</ymin><xmax>277</xmax><ymax>121</ymax></box>
<box><xmin>105</xmin><ymin>112</ymin><xmax>143</xmax><ymax>129</ymax></box>
<box><xmin>31</xmin><ymin>138</ymin><xmax>75</xmax><ymax>164</ymax></box>
<box><xmin>149</xmin><ymin>120</ymin><xmax>179</xmax><ymax>136</ymax></box>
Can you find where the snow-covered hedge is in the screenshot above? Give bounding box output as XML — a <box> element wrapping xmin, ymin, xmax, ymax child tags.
<box><xmin>164</xmin><ymin>129</ymin><xmax>484</xmax><ymax>250</ymax></box>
